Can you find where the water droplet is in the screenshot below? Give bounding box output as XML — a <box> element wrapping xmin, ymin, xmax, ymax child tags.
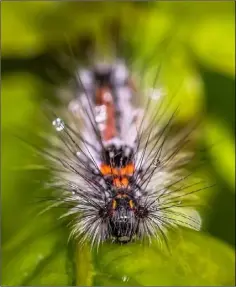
<box><xmin>122</xmin><ymin>275</ymin><xmax>129</xmax><ymax>282</ymax></box>
<box><xmin>76</xmin><ymin>151</ymin><xmax>80</xmax><ymax>157</ymax></box>
<box><xmin>52</xmin><ymin>118</ymin><xmax>65</xmax><ymax>132</ymax></box>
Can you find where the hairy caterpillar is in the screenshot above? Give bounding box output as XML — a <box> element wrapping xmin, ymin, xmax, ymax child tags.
<box><xmin>41</xmin><ymin>62</ymin><xmax>207</xmax><ymax>248</ymax></box>
<box><xmin>38</xmin><ymin>37</ymin><xmax>210</xmax><ymax>248</ymax></box>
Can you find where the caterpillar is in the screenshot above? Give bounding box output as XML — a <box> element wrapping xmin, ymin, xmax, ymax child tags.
<box><xmin>41</xmin><ymin>46</ymin><xmax>208</xmax><ymax>248</ymax></box>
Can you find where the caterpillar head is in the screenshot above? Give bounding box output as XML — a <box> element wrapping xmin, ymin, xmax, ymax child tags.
<box><xmin>99</xmin><ymin>191</ymin><xmax>150</xmax><ymax>244</ymax></box>
<box><xmin>108</xmin><ymin>192</ymin><xmax>137</xmax><ymax>243</ymax></box>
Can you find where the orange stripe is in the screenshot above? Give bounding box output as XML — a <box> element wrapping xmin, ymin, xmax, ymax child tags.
<box><xmin>100</xmin><ymin>164</ymin><xmax>120</xmax><ymax>176</ymax></box>
<box><xmin>126</xmin><ymin>163</ymin><xmax>135</xmax><ymax>175</ymax></box>
<box><xmin>120</xmin><ymin>164</ymin><xmax>134</xmax><ymax>176</ymax></box>
<box><xmin>100</xmin><ymin>164</ymin><xmax>112</xmax><ymax>175</ymax></box>
<box><xmin>100</xmin><ymin>164</ymin><xmax>135</xmax><ymax>177</ymax></box>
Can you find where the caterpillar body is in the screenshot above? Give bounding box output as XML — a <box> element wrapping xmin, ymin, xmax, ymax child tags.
<box><xmin>45</xmin><ymin>57</ymin><xmax>203</xmax><ymax>248</ymax></box>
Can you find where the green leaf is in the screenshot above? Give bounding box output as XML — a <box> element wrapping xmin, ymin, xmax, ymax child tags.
<box><xmin>1</xmin><ymin>74</ymin><xmax>72</xmax><ymax>286</ymax></box>
<box><xmin>2</xmin><ymin>217</ymin><xmax>68</xmax><ymax>286</ymax></box>
<box><xmin>2</xmin><ymin>73</ymin><xmax>43</xmax><ymax>243</ymax></box>
<box><xmin>90</xmin><ymin>230</ymin><xmax>235</xmax><ymax>286</ymax></box>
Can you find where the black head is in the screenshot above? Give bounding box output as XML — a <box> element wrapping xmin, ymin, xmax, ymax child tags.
<box><xmin>109</xmin><ymin>193</ymin><xmax>137</xmax><ymax>243</ymax></box>
<box><xmin>98</xmin><ymin>192</ymin><xmax>151</xmax><ymax>244</ymax></box>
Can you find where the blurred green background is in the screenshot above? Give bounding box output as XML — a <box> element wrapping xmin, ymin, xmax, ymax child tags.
<box><xmin>1</xmin><ymin>2</ymin><xmax>235</xmax><ymax>286</ymax></box>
